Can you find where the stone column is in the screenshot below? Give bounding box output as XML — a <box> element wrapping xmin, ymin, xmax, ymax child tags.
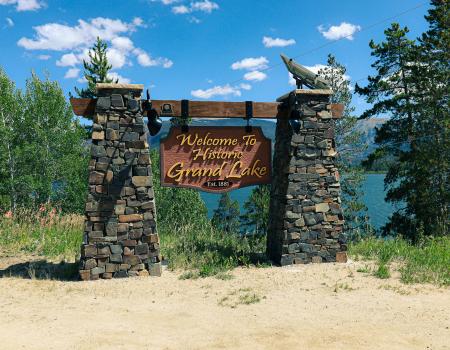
<box><xmin>79</xmin><ymin>83</ymin><xmax>161</xmax><ymax>280</ymax></box>
<box><xmin>267</xmin><ymin>89</ymin><xmax>347</xmax><ymax>265</ymax></box>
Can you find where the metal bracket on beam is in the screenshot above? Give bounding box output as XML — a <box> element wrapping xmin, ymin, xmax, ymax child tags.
<box><xmin>181</xmin><ymin>99</ymin><xmax>189</xmax><ymax>133</ymax></box>
<box><xmin>245</xmin><ymin>101</ymin><xmax>253</xmax><ymax>133</ymax></box>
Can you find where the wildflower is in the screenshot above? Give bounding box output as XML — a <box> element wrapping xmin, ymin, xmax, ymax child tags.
<box><xmin>4</xmin><ymin>210</ymin><xmax>13</xmax><ymax>218</ymax></box>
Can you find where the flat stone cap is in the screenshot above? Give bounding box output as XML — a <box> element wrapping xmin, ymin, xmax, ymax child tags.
<box><xmin>96</xmin><ymin>83</ymin><xmax>144</xmax><ymax>93</ymax></box>
<box><xmin>277</xmin><ymin>89</ymin><xmax>333</xmax><ymax>102</ymax></box>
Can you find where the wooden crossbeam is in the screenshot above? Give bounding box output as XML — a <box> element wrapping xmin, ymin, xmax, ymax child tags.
<box><xmin>70</xmin><ymin>98</ymin><xmax>343</xmax><ymax>119</ymax></box>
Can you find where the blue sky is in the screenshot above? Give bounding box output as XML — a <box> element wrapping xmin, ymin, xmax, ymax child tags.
<box><xmin>0</xmin><ymin>0</ymin><xmax>430</xmax><ymax>114</ymax></box>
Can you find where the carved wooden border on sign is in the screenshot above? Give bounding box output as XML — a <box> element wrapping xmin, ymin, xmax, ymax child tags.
<box><xmin>160</xmin><ymin>126</ymin><xmax>271</xmax><ymax>193</ymax></box>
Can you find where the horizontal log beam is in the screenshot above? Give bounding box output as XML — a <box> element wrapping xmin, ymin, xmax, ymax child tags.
<box><xmin>70</xmin><ymin>98</ymin><xmax>343</xmax><ymax>119</ymax></box>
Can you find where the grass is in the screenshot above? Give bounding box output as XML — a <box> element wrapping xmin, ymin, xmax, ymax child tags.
<box><xmin>2</xmin><ymin>207</ymin><xmax>448</xmax><ymax>287</ymax></box>
<box><xmin>218</xmin><ymin>287</ymin><xmax>263</xmax><ymax>308</ymax></box>
<box><xmin>160</xmin><ymin>220</ymin><xmax>269</xmax><ymax>277</ymax></box>
<box><xmin>356</xmin><ymin>265</ymin><xmax>371</xmax><ymax>273</ymax></box>
<box><xmin>0</xmin><ymin>207</ymin><xmax>83</xmax><ymax>260</ymax></box>
<box><xmin>349</xmin><ymin>236</ymin><xmax>450</xmax><ymax>286</ymax></box>
<box><xmin>0</xmin><ymin>207</ymin><xmax>268</xmax><ymax>279</ymax></box>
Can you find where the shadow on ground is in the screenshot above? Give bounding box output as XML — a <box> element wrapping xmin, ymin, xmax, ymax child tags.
<box><xmin>0</xmin><ymin>259</ymin><xmax>79</xmax><ymax>281</ymax></box>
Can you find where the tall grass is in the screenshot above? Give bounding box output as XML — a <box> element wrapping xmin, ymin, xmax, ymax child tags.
<box><xmin>0</xmin><ymin>206</ymin><xmax>83</xmax><ymax>259</ymax></box>
<box><xmin>349</xmin><ymin>236</ymin><xmax>450</xmax><ymax>286</ymax></box>
<box><xmin>159</xmin><ymin>221</ymin><xmax>268</xmax><ymax>277</ymax></box>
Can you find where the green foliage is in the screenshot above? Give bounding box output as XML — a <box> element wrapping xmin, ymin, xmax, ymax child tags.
<box><xmin>150</xmin><ymin>149</ymin><xmax>268</xmax><ymax>276</ymax></box>
<box><xmin>212</xmin><ymin>192</ymin><xmax>240</xmax><ymax>234</ymax></box>
<box><xmin>75</xmin><ymin>37</ymin><xmax>118</xmax><ymax>98</ymax></box>
<box><xmin>150</xmin><ymin>148</ymin><xmax>208</xmax><ymax>229</ymax></box>
<box><xmin>356</xmin><ymin>13</ymin><xmax>449</xmax><ymax>241</ymax></box>
<box><xmin>159</xmin><ymin>220</ymin><xmax>267</xmax><ymax>277</ymax></box>
<box><xmin>0</xmin><ymin>68</ymin><xmax>89</xmax><ymax>213</ymax></box>
<box><xmin>240</xmin><ymin>185</ymin><xmax>270</xmax><ymax>235</ymax></box>
<box><xmin>318</xmin><ymin>54</ymin><xmax>370</xmax><ymax>239</ymax></box>
<box><xmin>374</xmin><ymin>264</ymin><xmax>390</xmax><ymax>279</ymax></box>
<box><xmin>349</xmin><ymin>236</ymin><xmax>450</xmax><ymax>285</ymax></box>
<box><xmin>0</xmin><ymin>207</ymin><xmax>83</xmax><ymax>259</ymax></box>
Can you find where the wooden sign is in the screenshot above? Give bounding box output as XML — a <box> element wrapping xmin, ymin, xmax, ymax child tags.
<box><xmin>160</xmin><ymin>126</ymin><xmax>271</xmax><ymax>192</ymax></box>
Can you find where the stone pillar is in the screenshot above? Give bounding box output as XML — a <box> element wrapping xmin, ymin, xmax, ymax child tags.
<box><xmin>267</xmin><ymin>89</ymin><xmax>347</xmax><ymax>265</ymax></box>
<box><xmin>79</xmin><ymin>83</ymin><xmax>161</xmax><ymax>280</ymax></box>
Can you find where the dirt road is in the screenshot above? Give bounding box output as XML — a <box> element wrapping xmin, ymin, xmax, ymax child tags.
<box><xmin>0</xmin><ymin>256</ymin><xmax>448</xmax><ymax>350</ymax></box>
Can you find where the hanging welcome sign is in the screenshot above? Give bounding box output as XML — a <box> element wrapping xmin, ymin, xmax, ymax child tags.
<box><xmin>160</xmin><ymin>126</ymin><xmax>271</xmax><ymax>192</ymax></box>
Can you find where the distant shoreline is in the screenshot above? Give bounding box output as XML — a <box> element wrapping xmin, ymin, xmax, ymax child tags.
<box><xmin>364</xmin><ymin>171</ymin><xmax>387</xmax><ymax>174</ymax></box>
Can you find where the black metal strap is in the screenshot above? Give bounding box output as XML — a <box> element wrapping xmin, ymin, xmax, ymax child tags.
<box><xmin>181</xmin><ymin>99</ymin><xmax>189</xmax><ymax>133</ymax></box>
<box><xmin>245</xmin><ymin>101</ymin><xmax>253</xmax><ymax>133</ymax></box>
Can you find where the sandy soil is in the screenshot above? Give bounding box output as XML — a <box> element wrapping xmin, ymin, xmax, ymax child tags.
<box><xmin>0</xmin><ymin>256</ymin><xmax>448</xmax><ymax>350</ymax></box>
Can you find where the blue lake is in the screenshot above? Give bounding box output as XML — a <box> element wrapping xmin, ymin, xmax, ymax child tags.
<box><xmin>200</xmin><ymin>173</ymin><xmax>396</xmax><ymax>230</ymax></box>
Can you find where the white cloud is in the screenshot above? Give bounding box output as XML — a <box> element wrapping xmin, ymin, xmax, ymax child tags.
<box><xmin>64</xmin><ymin>68</ymin><xmax>80</xmax><ymax>79</ymax></box>
<box><xmin>153</xmin><ymin>0</ymin><xmax>180</xmax><ymax>4</ymax></box>
<box><xmin>18</xmin><ymin>16</ymin><xmax>173</xmax><ymax>79</ymax></box>
<box><xmin>262</xmin><ymin>36</ymin><xmax>295</xmax><ymax>48</ymax></box>
<box><xmin>288</xmin><ymin>72</ymin><xmax>296</xmax><ymax>86</ymax></box>
<box><xmin>0</xmin><ymin>0</ymin><xmax>43</xmax><ymax>12</ymax></box>
<box><xmin>239</xmin><ymin>83</ymin><xmax>251</xmax><ymax>90</ymax></box>
<box><xmin>189</xmin><ymin>16</ymin><xmax>201</xmax><ymax>24</ymax></box>
<box><xmin>56</xmin><ymin>52</ymin><xmax>79</xmax><ymax>67</ymax></box>
<box><xmin>172</xmin><ymin>5</ymin><xmax>190</xmax><ymax>14</ymax></box>
<box><xmin>107</xmin><ymin>72</ymin><xmax>131</xmax><ymax>84</ymax></box>
<box><xmin>106</xmin><ymin>47</ymin><xmax>128</xmax><ymax>69</ymax></box>
<box><xmin>191</xmin><ymin>0</ymin><xmax>218</xmax><ymax>13</ymax></box>
<box><xmin>231</xmin><ymin>56</ymin><xmax>268</xmax><ymax>71</ymax></box>
<box><xmin>18</xmin><ymin>18</ymin><xmax>137</xmax><ymax>51</ymax></box>
<box><xmin>172</xmin><ymin>0</ymin><xmax>218</xmax><ymax>15</ymax></box>
<box><xmin>304</xmin><ymin>64</ymin><xmax>328</xmax><ymax>75</ymax></box>
<box><xmin>5</xmin><ymin>17</ymin><xmax>14</xmax><ymax>27</ymax></box>
<box><xmin>244</xmin><ymin>70</ymin><xmax>267</xmax><ymax>82</ymax></box>
<box><xmin>318</xmin><ymin>22</ymin><xmax>361</xmax><ymax>41</ymax></box>
<box><xmin>133</xmin><ymin>48</ymin><xmax>173</xmax><ymax>68</ymax></box>
<box><xmin>191</xmin><ymin>84</ymin><xmax>242</xmax><ymax>99</ymax></box>
<box><xmin>132</xmin><ymin>17</ymin><xmax>145</xmax><ymax>27</ymax></box>
<box><xmin>111</xmin><ymin>36</ymin><xmax>134</xmax><ymax>51</ymax></box>
<box><xmin>37</xmin><ymin>54</ymin><xmax>50</xmax><ymax>60</ymax></box>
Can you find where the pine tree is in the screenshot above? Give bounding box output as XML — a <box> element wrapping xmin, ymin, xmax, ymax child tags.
<box><xmin>75</xmin><ymin>37</ymin><xmax>117</xmax><ymax>98</ymax></box>
<box><xmin>240</xmin><ymin>185</ymin><xmax>270</xmax><ymax>235</ymax></box>
<box><xmin>412</xmin><ymin>0</ymin><xmax>449</xmax><ymax>237</ymax></box>
<box><xmin>318</xmin><ymin>54</ymin><xmax>370</xmax><ymax>239</ymax></box>
<box><xmin>212</xmin><ymin>193</ymin><xmax>240</xmax><ymax>234</ymax></box>
<box><xmin>356</xmin><ymin>17</ymin><xmax>448</xmax><ymax>241</ymax></box>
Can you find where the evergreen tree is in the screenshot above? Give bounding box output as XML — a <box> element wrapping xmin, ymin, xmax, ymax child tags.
<box><xmin>212</xmin><ymin>193</ymin><xmax>240</xmax><ymax>234</ymax></box>
<box><xmin>318</xmin><ymin>55</ymin><xmax>370</xmax><ymax>239</ymax></box>
<box><xmin>356</xmin><ymin>17</ymin><xmax>449</xmax><ymax>241</ymax></box>
<box><xmin>412</xmin><ymin>0</ymin><xmax>449</xmax><ymax>237</ymax></box>
<box><xmin>240</xmin><ymin>185</ymin><xmax>270</xmax><ymax>235</ymax></box>
<box><xmin>75</xmin><ymin>37</ymin><xmax>117</xmax><ymax>98</ymax></box>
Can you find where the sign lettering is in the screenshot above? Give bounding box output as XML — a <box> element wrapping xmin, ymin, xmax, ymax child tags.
<box><xmin>160</xmin><ymin>126</ymin><xmax>271</xmax><ymax>192</ymax></box>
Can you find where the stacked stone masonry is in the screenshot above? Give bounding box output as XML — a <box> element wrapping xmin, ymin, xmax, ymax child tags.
<box><xmin>79</xmin><ymin>84</ymin><xmax>161</xmax><ymax>280</ymax></box>
<box><xmin>268</xmin><ymin>90</ymin><xmax>347</xmax><ymax>265</ymax></box>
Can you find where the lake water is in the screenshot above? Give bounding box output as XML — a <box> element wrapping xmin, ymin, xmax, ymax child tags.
<box><xmin>200</xmin><ymin>173</ymin><xmax>396</xmax><ymax>230</ymax></box>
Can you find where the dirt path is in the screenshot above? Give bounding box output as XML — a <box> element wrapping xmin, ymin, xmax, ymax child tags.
<box><xmin>0</xmin><ymin>256</ymin><xmax>448</xmax><ymax>350</ymax></box>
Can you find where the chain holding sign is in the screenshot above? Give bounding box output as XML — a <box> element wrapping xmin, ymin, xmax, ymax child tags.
<box><xmin>160</xmin><ymin>126</ymin><xmax>271</xmax><ymax>193</ymax></box>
